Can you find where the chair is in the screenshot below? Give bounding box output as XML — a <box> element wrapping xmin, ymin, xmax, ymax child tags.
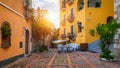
<box><xmin>57</xmin><ymin>44</ymin><xmax>63</xmax><ymax>53</ymax></box>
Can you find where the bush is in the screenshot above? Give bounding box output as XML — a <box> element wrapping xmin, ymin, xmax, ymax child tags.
<box><xmin>90</xmin><ymin>20</ymin><xmax>120</xmax><ymax>60</ymax></box>
<box><xmin>52</xmin><ymin>44</ymin><xmax>57</xmax><ymax>48</ymax></box>
<box><xmin>100</xmin><ymin>49</ymin><xmax>114</xmax><ymax>60</ymax></box>
<box><xmin>39</xmin><ymin>45</ymin><xmax>48</xmax><ymax>52</ymax></box>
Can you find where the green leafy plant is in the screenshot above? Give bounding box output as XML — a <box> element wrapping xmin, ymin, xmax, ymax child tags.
<box><xmin>1</xmin><ymin>25</ymin><xmax>11</xmax><ymax>39</ymax></box>
<box><xmin>90</xmin><ymin>29</ymin><xmax>95</xmax><ymax>36</ymax></box>
<box><xmin>39</xmin><ymin>45</ymin><xmax>48</xmax><ymax>52</ymax></box>
<box><xmin>90</xmin><ymin>20</ymin><xmax>120</xmax><ymax>60</ymax></box>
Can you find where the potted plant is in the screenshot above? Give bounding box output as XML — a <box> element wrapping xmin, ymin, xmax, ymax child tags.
<box><xmin>80</xmin><ymin>43</ymin><xmax>88</xmax><ymax>51</ymax></box>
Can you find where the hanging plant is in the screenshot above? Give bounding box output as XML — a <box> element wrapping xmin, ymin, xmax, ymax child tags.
<box><xmin>1</xmin><ymin>25</ymin><xmax>11</xmax><ymax>39</ymax></box>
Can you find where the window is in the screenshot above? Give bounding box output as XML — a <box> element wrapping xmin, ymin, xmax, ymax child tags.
<box><xmin>69</xmin><ymin>25</ymin><xmax>75</xmax><ymax>39</ymax></box>
<box><xmin>77</xmin><ymin>22</ymin><xmax>82</xmax><ymax>32</ymax></box>
<box><xmin>1</xmin><ymin>22</ymin><xmax>11</xmax><ymax>48</ymax></box>
<box><xmin>67</xmin><ymin>8</ymin><xmax>74</xmax><ymax>22</ymax></box>
<box><xmin>70</xmin><ymin>25</ymin><xmax>74</xmax><ymax>35</ymax></box>
<box><xmin>24</xmin><ymin>0</ymin><xmax>31</xmax><ymax>19</ymax></box>
<box><xmin>88</xmin><ymin>0</ymin><xmax>101</xmax><ymax>8</ymax></box>
<box><xmin>77</xmin><ymin>0</ymin><xmax>84</xmax><ymax>11</ymax></box>
<box><xmin>70</xmin><ymin>8</ymin><xmax>74</xmax><ymax>19</ymax></box>
<box><xmin>62</xmin><ymin>0</ymin><xmax>66</xmax><ymax>8</ymax></box>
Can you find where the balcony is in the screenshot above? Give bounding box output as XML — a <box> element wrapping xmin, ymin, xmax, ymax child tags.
<box><xmin>67</xmin><ymin>33</ymin><xmax>76</xmax><ymax>41</ymax></box>
<box><xmin>62</xmin><ymin>0</ymin><xmax>66</xmax><ymax>11</ymax></box>
<box><xmin>68</xmin><ymin>0</ymin><xmax>74</xmax><ymax>5</ymax></box>
<box><xmin>24</xmin><ymin>7</ymin><xmax>32</xmax><ymax>20</ymax></box>
<box><xmin>67</xmin><ymin>15</ymin><xmax>74</xmax><ymax>22</ymax></box>
<box><xmin>60</xmin><ymin>34</ymin><xmax>66</xmax><ymax>40</ymax></box>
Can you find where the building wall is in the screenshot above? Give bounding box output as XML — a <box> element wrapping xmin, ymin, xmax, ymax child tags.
<box><xmin>85</xmin><ymin>0</ymin><xmax>114</xmax><ymax>43</ymax></box>
<box><xmin>114</xmin><ymin>0</ymin><xmax>120</xmax><ymax>23</ymax></box>
<box><xmin>59</xmin><ymin>0</ymin><xmax>114</xmax><ymax>45</ymax></box>
<box><xmin>0</xmin><ymin>0</ymin><xmax>32</xmax><ymax>61</ymax></box>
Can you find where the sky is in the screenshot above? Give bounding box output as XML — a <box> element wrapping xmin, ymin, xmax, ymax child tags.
<box><xmin>32</xmin><ymin>0</ymin><xmax>60</xmax><ymax>29</ymax></box>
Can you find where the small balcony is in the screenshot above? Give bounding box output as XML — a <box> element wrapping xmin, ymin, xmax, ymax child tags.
<box><xmin>60</xmin><ymin>34</ymin><xmax>66</xmax><ymax>40</ymax></box>
<box><xmin>67</xmin><ymin>15</ymin><xmax>74</xmax><ymax>22</ymax></box>
<box><xmin>62</xmin><ymin>0</ymin><xmax>66</xmax><ymax>11</ymax></box>
<box><xmin>68</xmin><ymin>0</ymin><xmax>74</xmax><ymax>5</ymax></box>
<box><xmin>67</xmin><ymin>33</ymin><xmax>76</xmax><ymax>41</ymax></box>
<box><xmin>24</xmin><ymin>6</ymin><xmax>33</xmax><ymax>20</ymax></box>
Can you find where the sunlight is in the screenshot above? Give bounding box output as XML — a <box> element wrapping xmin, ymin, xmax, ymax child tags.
<box><xmin>32</xmin><ymin>0</ymin><xmax>60</xmax><ymax>29</ymax></box>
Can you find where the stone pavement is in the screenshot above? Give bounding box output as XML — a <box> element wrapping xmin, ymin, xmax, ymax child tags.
<box><xmin>2</xmin><ymin>49</ymin><xmax>120</xmax><ymax>68</ymax></box>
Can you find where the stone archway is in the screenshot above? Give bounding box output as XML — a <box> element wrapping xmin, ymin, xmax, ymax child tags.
<box><xmin>25</xmin><ymin>29</ymin><xmax>30</xmax><ymax>54</ymax></box>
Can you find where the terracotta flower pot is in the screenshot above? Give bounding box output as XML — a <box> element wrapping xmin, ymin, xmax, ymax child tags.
<box><xmin>80</xmin><ymin>43</ymin><xmax>88</xmax><ymax>51</ymax></box>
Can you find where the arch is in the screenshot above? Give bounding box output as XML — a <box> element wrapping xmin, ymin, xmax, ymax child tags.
<box><xmin>1</xmin><ymin>21</ymin><xmax>11</xmax><ymax>48</ymax></box>
<box><xmin>1</xmin><ymin>21</ymin><xmax>10</xmax><ymax>28</ymax></box>
<box><xmin>107</xmin><ymin>16</ymin><xmax>114</xmax><ymax>24</ymax></box>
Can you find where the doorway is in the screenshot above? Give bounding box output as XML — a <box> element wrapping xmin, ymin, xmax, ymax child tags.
<box><xmin>25</xmin><ymin>30</ymin><xmax>30</xmax><ymax>54</ymax></box>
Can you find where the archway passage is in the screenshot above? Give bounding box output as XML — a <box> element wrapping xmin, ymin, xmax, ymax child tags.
<box><xmin>25</xmin><ymin>30</ymin><xmax>29</xmax><ymax>54</ymax></box>
<box><xmin>107</xmin><ymin>16</ymin><xmax>114</xmax><ymax>24</ymax></box>
<box><xmin>1</xmin><ymin>22</ymin><xmax>11</xmax><ymax>48</ymax></box>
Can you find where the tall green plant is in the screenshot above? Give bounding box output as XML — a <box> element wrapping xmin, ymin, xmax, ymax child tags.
<box><xmin>90</xmin><ymin>20</ymin><xmax>120</xmax><ymax>60</ymax></box>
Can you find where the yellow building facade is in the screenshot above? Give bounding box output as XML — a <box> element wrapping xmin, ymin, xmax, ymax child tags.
<box><xmin>0</xmin><ymin>0</ymin><xmax>32</xmax><ymax>64</ymax></box>
<box><xmin>59</xmin><ymin>0</ymin><xmax>114</xmax><ymax>44</ymax></box>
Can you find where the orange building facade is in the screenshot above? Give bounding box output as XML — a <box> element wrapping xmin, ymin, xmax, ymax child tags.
<box><xmin>0</xmin><ymin>0</ymin><xmax>32</xmax><ymax>65</ymax></box>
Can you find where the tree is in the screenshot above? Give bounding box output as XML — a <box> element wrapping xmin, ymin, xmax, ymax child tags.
<box><xmin>32</xmin><ymin>15</ymin><xmax>53</xmax><ymax>51</ymax></box>
<box><xmin>90</xmin><ymin>20</ymin><xmax>120</xmax><ymax>60</ymax></box>
<box><xmin>52</xmin><ymin>29</ymin><xmax>59</xmax><ymax>40</ymax></box>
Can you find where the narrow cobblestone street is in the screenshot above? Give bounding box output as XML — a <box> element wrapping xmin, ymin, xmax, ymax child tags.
<box><xmin>3</xmin><ymin>49</ymin><xmax>120</xmax><ymax>68</ymax></box>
